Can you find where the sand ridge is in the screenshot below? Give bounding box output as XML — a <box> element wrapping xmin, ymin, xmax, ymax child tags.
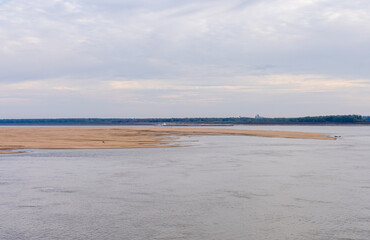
<box><xmin>0</xmin><ymin>126</ymin><xmax>335</xmax><ymax>153</ymax></box>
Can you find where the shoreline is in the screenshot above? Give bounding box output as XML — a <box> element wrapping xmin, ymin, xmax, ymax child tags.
<box><xmin>0</xmin><ymin>126</ymin><xmax>335</xmax><ymax>154</ymax></box>
<box><xmin>0</xmin><ymin>123</ymin><xmax>369</xmax><ymax>127</ymax></box>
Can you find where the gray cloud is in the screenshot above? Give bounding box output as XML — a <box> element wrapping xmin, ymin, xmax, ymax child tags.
<box><xmin>0</xmin><ymin>0</ymin><xmax>369</xmax><ymax>117</ymax></box>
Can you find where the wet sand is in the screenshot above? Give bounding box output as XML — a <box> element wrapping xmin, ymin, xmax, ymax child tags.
<box><xmin>0</xmin><ymin>126</ymin><xmax>334</xmax><ymax>153</ymax></box>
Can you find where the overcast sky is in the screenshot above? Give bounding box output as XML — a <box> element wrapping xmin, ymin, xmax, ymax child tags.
<box><xmin>1</xmin><ymin>0</ymin><xmax>370</xmax><ymax>118</ymax></box>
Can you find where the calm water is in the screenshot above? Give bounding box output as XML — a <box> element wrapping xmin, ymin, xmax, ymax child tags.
<box><xmin>0</xmin><ymin>126</ymin><xmax>370</xmax><ymax>240</ymax></box>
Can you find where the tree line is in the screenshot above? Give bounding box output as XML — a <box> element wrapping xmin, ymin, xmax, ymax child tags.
<box><xmin>0</xmin><ymin>115</ymin><xmax>369</xmax><ymax>125</ymax></box>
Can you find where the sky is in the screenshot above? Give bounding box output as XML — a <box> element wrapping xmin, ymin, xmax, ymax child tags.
<box><xmin>1</xmin><ymin>0</ymin><xmax>370</xmax><ymax>118</ymax></box>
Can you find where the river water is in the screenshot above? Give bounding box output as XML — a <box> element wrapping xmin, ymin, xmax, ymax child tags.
<box><xmin>0</xmin><ymin>126</ymin><xmax>369</xmax><ymax>240</ymax></box>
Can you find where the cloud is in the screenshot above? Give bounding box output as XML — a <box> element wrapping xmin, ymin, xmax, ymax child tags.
<box><xmin>5</xmin><ymin>81</ymin><xmax>43</xmax><ymax>90</ymax></box>
<box><xmin>1</xmin><ymin>0</ymin><xmax>370</xmax><ymax>117</ymax></box>
<box><xmin>2</xmin><ymin>0</ymin><xmax>370</xmax><ymax>81</ymax></box>
<box><xmin>0</xmin><ymin>79</ymin><xmax>79</xmax><ymax>93</ymax></box>
<box><xmin>53</xmin><ymin>86</ymin><xmax>78</xmax><ymax>91</ymax></box>
<box><xmin>109</xmin><ymin>74</ymin><xmax>370</xmax><ymax>93</ymax></box>
<box><xmin>109</xmin><ymin>80</ymin><xmax>243</xmax><ymax>91</ymax></box>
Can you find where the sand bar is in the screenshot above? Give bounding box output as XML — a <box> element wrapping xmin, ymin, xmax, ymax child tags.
<box><xmin>0</xmin><ymin>126</ymin><xmax>335</xmax><ymax>153</ymax></box>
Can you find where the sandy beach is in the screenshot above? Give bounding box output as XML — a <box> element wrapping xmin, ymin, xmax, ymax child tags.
<box><xmin>0</xmin><ymin>126</ymin><xmax>334</xmax><ymax>153</ymax></box>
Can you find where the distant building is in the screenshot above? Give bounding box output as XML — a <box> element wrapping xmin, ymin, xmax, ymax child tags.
<box><xmin>255</xmin><ymin>114</ymin><xmax>263</xmax><ymax>119</ymax></box>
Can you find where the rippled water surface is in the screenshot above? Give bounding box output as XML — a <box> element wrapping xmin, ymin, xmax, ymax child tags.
<box><xmin>1</xmin><ymin>126</ymin><xmax>370</xmax><ymax>240</ymax></box>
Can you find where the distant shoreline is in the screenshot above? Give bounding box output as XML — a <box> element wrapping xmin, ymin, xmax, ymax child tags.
<box><xmin>0</xmin><ymin>115</ymin><xmax>369</xmax><ymax>126</ymax></box>
<box><xmin>0</xmin><ymin>123</ymin><xmax>369</xmax><ymax>127</ymax></box>
<box><xmin>0</xmin><ymin>126</ymin><xmax>335</xmax><ymax>154</ymax></box>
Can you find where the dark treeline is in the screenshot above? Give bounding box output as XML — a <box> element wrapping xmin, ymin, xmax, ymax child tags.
<box><xmin>0</xmin><ymin>115</ymin><xmax>369</xmax><ymax>125</ymax></box>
